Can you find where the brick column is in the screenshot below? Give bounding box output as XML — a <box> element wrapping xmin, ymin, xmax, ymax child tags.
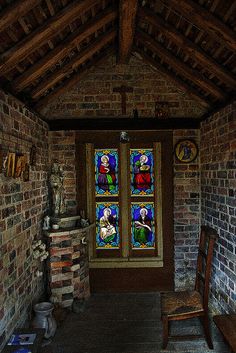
<box><xmin>45</xmin><ymin>227</ymin><xmax>92</xmax><ymax>307</ymax></box>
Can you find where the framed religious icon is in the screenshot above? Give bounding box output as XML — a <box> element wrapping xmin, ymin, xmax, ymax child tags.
<box><xmin>174</xmin><ymin>139</ymin><xmax>198</xmax><ymax>163</ymax></box>
<box><xmin>15</xmin><ymin>154</ymin><xmax>27</xmax><ymax>178</ymax></box>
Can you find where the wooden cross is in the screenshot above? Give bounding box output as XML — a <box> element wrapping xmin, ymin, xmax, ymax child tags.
<box><xmin>113</xmin><ymin>85</ymin><xmax>133</xmax><ymax>115</ymax></box>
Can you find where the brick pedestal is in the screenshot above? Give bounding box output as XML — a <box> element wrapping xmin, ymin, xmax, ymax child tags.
<box><xmin>45</xmin><ymin>226</ymin><xmax>93</xmax><ymax>307</ymax></box>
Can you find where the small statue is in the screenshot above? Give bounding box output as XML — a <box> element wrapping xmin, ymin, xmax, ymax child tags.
<box><xmin>43</xmin><ymin>215</ymin><xmax>50</xmax><ymax>230</ymax></box>
<box><xmin>49</xmin><ymin>162</ymin><xmax>66</xmax><ymax>216</ymax></box>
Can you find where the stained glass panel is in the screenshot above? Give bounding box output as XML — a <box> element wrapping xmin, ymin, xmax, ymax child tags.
<box><xmin>96</xmin><ymin>202</ymin><xmax>120</xmax><ymax>249</ymax></box>
<box><xmin>95</xmin><ymin>149</ymin><xmax>118</xmax><ymax>196</ymax></box>
<box><xmin>130</xmin><ymin>149</ymin><xmax>154</xmax><ymax>196</ymax></box>
<box><xmin>131</xmin><ymin>202</ymin><xmax>155</xmax><ymax>249</ymax></box>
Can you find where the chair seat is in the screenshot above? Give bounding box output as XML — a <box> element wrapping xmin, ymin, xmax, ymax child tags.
<box><xmin>161</xmin><ymin>290</ymin><xmax>203</xmax><ymax>317</ymax></box>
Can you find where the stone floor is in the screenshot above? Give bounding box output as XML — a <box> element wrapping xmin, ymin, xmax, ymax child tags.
<box><xmin>43</xmin><ymin>292</ymin><xmax>230</xmax><ymax>353</ymax></box>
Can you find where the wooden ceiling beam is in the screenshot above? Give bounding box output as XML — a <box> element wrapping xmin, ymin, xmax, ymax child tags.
<box><xmin>118</xmin><ymin>0</ymin><xmax>138</xmax><ymax>64</ymax></box>
<box><xmin>12</xmin><ymin>7</ymin><xmax>116</xmax><ymax>92</ymax></box>
<box><xmin>0</xmin><ymin>0</ymin><xmax>99</xmax><ymax>75</ymax></box>
<box><xmin>137</xmin><ymin>30</ymin><xmax>226</xmax><ymax>101</ymax></box>
<box><xmin>138</xmin><ymin>7</ymin><xmax>236</xmax><ymax>88</ymax></box>
<box><xmin>161</xmin><ymin>0</ymin><xmax>236</xmax><ymax>52</ymax></box>
<box><xmin>31</xmin><ymin>29</ymin><xmax>116</xmax><ymax>100</ymax></box>
<box><xmin>33</xmin><ymin>47</ymin><xmax>115</xmax><ymax>111</ymax></box>
<box><xmin>134</xmin><ymin>47</ymin><xmax>210</xmax><ymax>108</ymax></box>
<box><xmin>0</xmin><ymin>0</ymin><xmax>42</xmax><ymax>33</ymax></box>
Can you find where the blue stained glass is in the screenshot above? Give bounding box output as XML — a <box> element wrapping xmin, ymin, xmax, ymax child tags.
<box><xmin>95</xmin><ymin>149</ymin><xmax>119</xmax><ymax>196</ymax></box>
<box><xmin>96</xmin><ymin>202</ymin><xmax>120</xmax><ymax>249</ymax></box>
<box><xmin>130</xmin><ymin>149</ymin><xmax>154</xmax><ymax>196</ymax></box>
<box><xmin>131</xmin><ymin>202</ymin><xmax>155</xmax><ymax>249</ymax></box>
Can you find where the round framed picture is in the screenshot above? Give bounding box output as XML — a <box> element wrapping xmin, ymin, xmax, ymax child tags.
<box><xmin>174</xmin><ymin>139</ymin><xmax>198</xmax><ymax>163</ymax></box>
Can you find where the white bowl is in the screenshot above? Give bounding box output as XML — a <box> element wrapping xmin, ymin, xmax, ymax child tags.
<box><xmin>52</xmin><ymin>224</ymin><xmax>59</xmax><ymax>230</ymax></box>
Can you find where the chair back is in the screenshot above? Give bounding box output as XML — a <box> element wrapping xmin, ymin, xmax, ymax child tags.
<box><xmin>194</xmin><ymin>225</ymin><xmax>218</xmax><ymax>311</ymax></box>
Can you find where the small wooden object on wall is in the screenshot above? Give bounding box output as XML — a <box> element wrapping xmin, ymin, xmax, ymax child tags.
<box><xmin>23</xmin><ymin>163</ymin><xmax>30</xmax><ymax>182</ymax></box>
<box><xmin>174</xmin><ymin>139</ymin><xmax>198</xmax><ymax>163</ymax></box>
<box><xmin>30</xmin><ymin>145</ymin><xmax>36</xmax><ymax>166</ymax></box>
<box><xmin>15</xmin><ymin>154</ymin><xmax>27</xmax><ymax>178</ymax></box>
<box><xmin>6</xmin><ymin>152</ymin><xmax>16</xmax><ymax>177</ymax></box>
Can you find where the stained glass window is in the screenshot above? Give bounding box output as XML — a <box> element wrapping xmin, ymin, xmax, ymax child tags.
<box><xmin>96</xmin><ymin>202</ymin><xmax>120</xmax><ymax>249</ymax></box>
<box><xmin>131</xmin><ymin>202</ymin><xmax>155</xmax><ymax>249</ymax></box>
<box><xmin>130</xmin><ymin>149</ymin><xmax>154</xmax><ymax>196</ymax></box>
<box><xmin>95</xmin><ymin>149</ymin><xmax>118</xmax><ymax>196</ymax></box>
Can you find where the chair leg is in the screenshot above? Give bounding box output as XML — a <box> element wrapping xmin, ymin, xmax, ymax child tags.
<box><xmin>162</xmin><ymin>316</ymin><xmax>169</xmax><ymax>349</ymax></box>
<box><xmin>202</xmin><ymin>314</ymin><xmax>213</xmax><ymax>349</ymax></box>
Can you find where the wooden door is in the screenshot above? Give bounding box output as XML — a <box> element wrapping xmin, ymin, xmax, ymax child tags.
<box><xmin>76</xmin><ymin>131</ymin><xmax>174</xmax><ymax>292</ymax></box>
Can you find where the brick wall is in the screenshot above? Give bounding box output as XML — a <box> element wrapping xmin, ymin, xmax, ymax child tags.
<box><xmin>0</xmin><ymin>90</ymin><xmax>49</xmax><ymax>349</ymax></box>
<box><xmin>173</xmin><ymin>130</ymin><xmax>201</xmax><ymax>290</ymax></box>
<box><xmin>43</xmin><ymin>55</ymin><xmax>205</xmax><ymax>119</ymax></box>
<box><xmin>200</xmin><ymin>102</ymin><xmax>236</xmax><ymax>313</ymax></box>
<box><xmin>48</xmin><ymin>131</ymin><xmax>77</xmax><ymax>214</ymax></box>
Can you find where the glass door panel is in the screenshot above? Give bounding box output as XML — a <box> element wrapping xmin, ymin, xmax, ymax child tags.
<box><xmin>96</xmin><ymin>202</ymin><xmax>120</xmax><ymax>249</ymax></box>
<box><xmin>131</xmin><ymin>202</ymin><xmax>155</xmax><ymax>249</ymax></box>
<box><xmin>130</xmin><ymin>149</ymin><xmax>154</xmax><ymax>196</ymax></box>
<box><xmin>95</xmin><ymin>149</ymin><xmax>119</xmax><ymax>196</ymax></box>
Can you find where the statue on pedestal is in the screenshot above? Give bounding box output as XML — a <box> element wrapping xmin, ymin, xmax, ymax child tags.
<box><xmin>50</xmin><ymin>162</ymin><xmax>66</xmax><ymax>216</ymax></box>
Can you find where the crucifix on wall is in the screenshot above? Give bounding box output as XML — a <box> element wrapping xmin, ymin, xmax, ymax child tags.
<box><xmin>113</xmin><ymin>85</ymin><xmax>133</xmax><ymax>115</ymax></box>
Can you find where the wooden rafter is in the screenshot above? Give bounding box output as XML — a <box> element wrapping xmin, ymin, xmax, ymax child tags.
<box><xmin>118</xmin><ymin>0</ymin><xmax>138</xmax><ymax>63</ymax></box>
<box><xmin>0</xmin><ymin>0</ymin><xmax>99</xmax><ymax>75</ymax></box>
<box><xmin>13</xmin><ymin>7</ymin><xmax>116</xmax><ymax>92</ymax></box>
<box><xmin>138</xmin><ymin>7</ymin><xmax>236</xmax><ymax>88</ymax></box>
<box><xmin>134</xmin><ymin>47</ymin><xmax>210</xmax><ymax>108</ymax></box>
<box><xmin>137</xmin><ymin>29</ymin><xmax>226</xmax><ymax>100</ymax></box>
<box><xmin>31</xmin><ymin>29</ymin><xmax>116</xmax><ymax>100</ymax></box>
<box><xmin>161</xmin><ymin>0</ymin><xmax>236</xmax><ymax>52</ymax></box>
<box><xmin>34</xmin><ymin>47</ymin><xmax>115</xmax><ymax>111</ymax></box>
<box><xmin>0</xmin><ymin>0</ymin><xmax>42</xmax><ymax>33</ymax></box>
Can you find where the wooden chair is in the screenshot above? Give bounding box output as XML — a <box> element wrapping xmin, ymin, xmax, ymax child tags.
<box><xmin>161</xmin><ymin>225</ymin><xmax>218</xmax><ymax>349</ymax></box>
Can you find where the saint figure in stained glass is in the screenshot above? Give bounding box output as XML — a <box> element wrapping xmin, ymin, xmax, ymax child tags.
<box><xmin>95</xmin><ymin>150</ymin><xmax>118</xmax><ymax>196</ymax></box>
<box><xmin>100</xmin><ymin>207</ymin><xmax>116</xmax><ymax>243</ymax></box>
<box><xmin>131</xmin><ymin>203</ymin><xmax>155</xmax><ymax>249</ymax></box>
<box><xmin>134</xmin><ymin>154</ymin><xmax>151</xmax><ymax>191</ymax></box>
<box><xmin>134</xmin><ymin>207</ymin><xmax>152</xmax><ymax>244</ymax></box>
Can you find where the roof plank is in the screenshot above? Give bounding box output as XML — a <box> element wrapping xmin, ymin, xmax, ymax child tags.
<box><xmin>12</xmin><ymin>7</ymin><xmax>116</xmax><ymax>92</ymax></box>
<box><xmin>137</xmin><ymin>29</ymin><xmax>227</xmax><ymax>100</ymax></box>
<box><xmin>138</xmin><ymin>7</ymin><xmax>236</xmax><ymax>88</ymax></box>
<box><xmin>118</xmin><ymin>0</ymin><xmax>138</xmax><ymax>63</ymax></box>
<box><xmin>0</xmin><ymin>0</ymin><xmax>42</xmax><ymax>33</ymax></box>
<box><xmin>34</xmin><ymin>47</ymin><xmax>115</xmax><ymax>111</ymax></box>
<box><xmin>31</xmin><ymin>29</ymin><xmax>116</xmax><ymax>100</ymax></box>
<box><xmin>134</xmin><ymin>47</ymin><xmax>210</xmax><ymax>108</ymax></box>
<box><xmin>161</xmin><ymin>0</ymin><xmax>236</xmax><ymax>52</ymax></box>
<box><xmin>0</xmin><ymin>0</ymin><xmax>99</xmax><ymax>75</ymax></box>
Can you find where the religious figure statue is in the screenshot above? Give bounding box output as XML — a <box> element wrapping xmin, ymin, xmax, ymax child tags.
<box><xmin>98</xmin><ymin>155</ymin><xmax>116</xmax><ymax>192</ymax></box>
<box><xmin>134</xmin><ymin>207</ymin><xmax>152</xmax><ymax>244</ymax></box>
<box><xmin>133</xmin><ymin>154</ymin><xmax>151</xmax><ymax>191</ymax></box>
<box><xmin>43</xmin><ymin>215</ymin><xmax>50</xmax><ymax>230</ymax></box>
<box><xmin>99</xmin><ymin>207</ymin><xmax>116</xmax><ymax>243</ymax></box>
<box><xmin>49</xmin><ymin>162</ymin><xmax>66</xmax><ymax>216</ymax></box>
